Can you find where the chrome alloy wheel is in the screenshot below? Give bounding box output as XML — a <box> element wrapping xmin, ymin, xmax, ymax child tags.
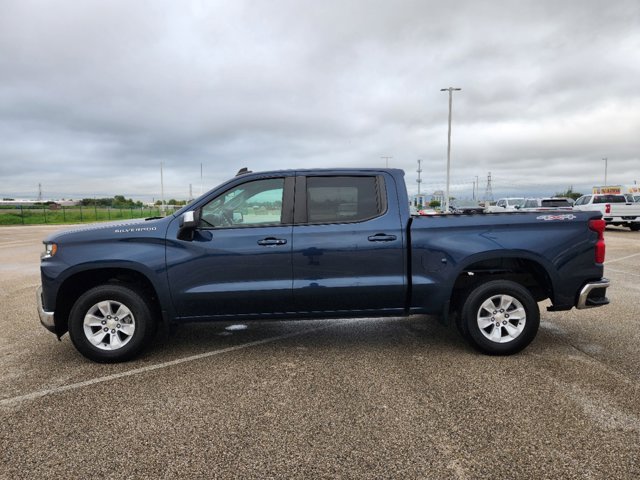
<box><xmin>82</xmin><ymin>300</ymin><xmax>136</xmax><ymax>351</ymax></box>
<box><xmin>476</xmin><ymin>294</ymin><xmax>526</xmax><ymax>344</ymax></box>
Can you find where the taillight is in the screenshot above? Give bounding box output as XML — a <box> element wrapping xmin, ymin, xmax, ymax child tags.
<box><xmin>605</xmin><ymin>204</ymin><xmax>611</xmax><ymax>214</ymax></box>
<box><xmin>589</xmin><ymin>219</ymin><xmax>606</xmax><ymax>264</ymax></box>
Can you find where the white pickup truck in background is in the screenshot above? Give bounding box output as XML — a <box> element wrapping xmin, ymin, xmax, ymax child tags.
<box><xmin>573</xmin><ymin>194</ymin><xmax>640</xmax><ymax>231</ymax></box>
<box><xmin>485</xmin><ymin>197</ymin><xmax>525</xmax><ymax>213</ymax></box>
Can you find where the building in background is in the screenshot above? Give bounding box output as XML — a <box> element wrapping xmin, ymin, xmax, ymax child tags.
<box><xmin>592</xmin><ymin>184</ymin><xmax>639</xmax><ymax>195</ymax></box>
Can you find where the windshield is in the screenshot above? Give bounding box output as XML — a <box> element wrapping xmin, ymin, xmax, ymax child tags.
<box><xmin>507</xmin><ymin>198</ymin><xmax>525</xmax><ymax>207</ymax></box>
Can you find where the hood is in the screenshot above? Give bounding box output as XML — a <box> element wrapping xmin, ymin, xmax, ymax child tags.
<box><xmin>43</xmin><ymin>216</ymin><xmax>171</xmax><ymax>244</ymax></box>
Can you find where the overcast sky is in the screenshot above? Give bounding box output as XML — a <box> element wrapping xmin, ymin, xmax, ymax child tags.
<box><xmin>1</xmin><ymin>0</ymin><xmax>638</xmax><ymax>201</ymax></box>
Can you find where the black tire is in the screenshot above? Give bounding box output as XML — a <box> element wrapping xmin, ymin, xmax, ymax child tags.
<box><xmin>68</xmin><ymin>284</ymin><xmax>156</xmax><ymax>363</ymax></box>
<box><xmin>630</xmin><ymin>223</ymin><xmax>640</xmax><ymax>232</ymax></box>
<box><xmin>460</xmin><ymin>280</ymin><xmax>539</xmax><ymax>355</ymax></box>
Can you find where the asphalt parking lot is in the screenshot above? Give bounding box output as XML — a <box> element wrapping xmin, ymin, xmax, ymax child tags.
<box><xmin>1</xmin><ymin>225</ymin><xmax>639</xmax><ymax>479</ymax></box>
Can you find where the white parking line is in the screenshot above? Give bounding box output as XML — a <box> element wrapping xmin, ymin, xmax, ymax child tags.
<box><xmin>604</xmin><ymin>252</ymin><xmax>640</xmax><ymax>265</ymax></box>
<box><xmin>0</xmin><ymin>323</ymin><xmax>342</xmax><ymax>408</ymax></box>
<box><xmin>605</xmin><ymin>267</ymin><xmax>640</xmax><ymax>277</ymax></box>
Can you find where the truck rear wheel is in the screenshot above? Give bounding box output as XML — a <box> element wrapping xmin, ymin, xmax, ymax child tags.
<box><xmin>68</xmin><ymin>285</ymin><xmax>155</xmax><ymax>363</ymax></box>
<box><xmin>630</xmin><ymin>223</ymin><xmax>640</xmax><ymax>231</ymax></box>
<box><xmin>460</xmin><ymin>280</ymin><xmax>539</xmax><ymax>355</ymax></box>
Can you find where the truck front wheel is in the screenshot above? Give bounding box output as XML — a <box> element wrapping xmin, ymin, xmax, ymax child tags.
<box><xmin>68</xmin><ymin>285</ymin><xmax>155</xmax><ymax>363</ymax></box>
<box><xmin>460</xmin><ymin>280</ymin><xmax>539</xmax><ymax>355</ymax></box>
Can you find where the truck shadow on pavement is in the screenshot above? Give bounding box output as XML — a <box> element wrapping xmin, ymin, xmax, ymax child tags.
<box><xmin>144</xmin><ymin>316</ymin><xmax>472</xmax><ymax>361</ymax></box>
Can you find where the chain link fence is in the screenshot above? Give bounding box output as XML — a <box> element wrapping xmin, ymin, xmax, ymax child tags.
<box><xmin>0</xmin><ymin>205</ymin><xmax>181</xmax><ymax>225</ymax></box>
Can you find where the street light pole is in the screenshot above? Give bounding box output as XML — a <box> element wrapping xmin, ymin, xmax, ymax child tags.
<box><xmin>474</xmin><ymin>175</ymin><xmax>479</xmax><ymax>201</ymax></box>
<box><xmin>603</xmin><ymin>157</ymin><xmax>608</xmax><ymax>185</ymax></box>
<box><xmin>441</xmin><ymin>87</ymin><xmax>461</xmax><ymax>212</ymax></box>
<box><xmin>381</xmin><ymin>156</ymin><xmax>393</xmax><ymax>168</ymax></box>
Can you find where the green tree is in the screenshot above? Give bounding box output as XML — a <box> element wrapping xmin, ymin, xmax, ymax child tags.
<box><xmin>429</xmin><ymin>200</ymin><xmax>441</xmax><ymax>208</ymax></box>
<box><xmin>554</xmin><ymin>186</ymin><xmax>582</xmax><ymax>200</ymax></box>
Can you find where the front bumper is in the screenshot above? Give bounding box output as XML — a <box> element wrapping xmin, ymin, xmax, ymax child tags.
<box><xmin>576</xmin><ymin>278</ymin><xmax>610</xmax><ymax>309</ymax></box>
<box><xmin>36</xmin><ymin>286</ymin><xmax>56</xmax><ymax>333</ymax></box>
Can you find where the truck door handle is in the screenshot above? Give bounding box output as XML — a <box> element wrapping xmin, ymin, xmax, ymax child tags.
<box><xmin>367</xmin><ymin>233</ymin><xmax>397</xmax><ymax>242</ymax></box>
<box><xmin>257</xmin><ymin>237</ymin><xmax>288</xmax><ymax>246</ymax></box>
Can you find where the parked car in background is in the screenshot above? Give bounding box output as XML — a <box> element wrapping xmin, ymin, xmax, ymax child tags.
<box><xmin>520</xmin><ymin>198</ymin><xmax>573</xmax><ymax>212</ymax></box>
<box><xmin>417</xmin><ymin>208</ymin><xmax>439</xmax><ymax>216</ymax></box>
<box><xmin>451</xmin><ymin>202</ymin><xmax>484</xmax><ymax>214</ymax></box>
<box><xmin>573</xmin><ymin>194</ymin><xmax>640</xmax><ymax>231</ymax></box>
<box><xmin>485</xmin><ymin>198</ymin><xmax>525</xmax><ymax>213</ymax></box>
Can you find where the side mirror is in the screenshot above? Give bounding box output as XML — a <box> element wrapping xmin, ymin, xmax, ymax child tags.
<box><xmin>180</xmin><ymin>210</ymin><xmax>198</xmax><ymax>229</ymax></box>
<box><xmin>178</xmin><ymin>210</ymin><xmax>200</xmax><ymax>240</ymax></box>
<box><xmin>232</xmin><ymin>212</ymin><xmax>244</xmax><ymax>223</ymax></box>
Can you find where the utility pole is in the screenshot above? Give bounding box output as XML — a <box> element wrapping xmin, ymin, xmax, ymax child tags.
<box><xmin>37</xmin><ymin>183</ymin><xmax>42</xmax><ymax>202</ymax></box>
<box><xmin>417</xmin><ymin>159</ymin><xmax>423</xmax><ymax>195</ymax></box>
<box><xmin>603</xmin><ymin>157</ymin><xmax>608</xmax><ymax>185</ymax></box>
<box><xmin>381</xmin><ymin>156</ymin><xmax>392</xmax><ymax>168</ymax></box>
<box><xmin>440</xmin><ymin>87</ymin><xmax>462</xmax><ymax>213</ymax></box>
<box><xmin>200</xmin><ymin>163</ymin><xmax>204</xmax><ymax>196</ymax></box>
<box><xmin>160</xmin><ymin>162</ymin><xmax>165</xmax><ymax>215</ymax></box>
<box><xmin>189</xmin><ymin>184</ymin><xmax>193</xmax><ymax>201</ymax></box>
<box><xmin>472</xmin><ymin>179</ymin><xmax>476</xmax><ymax>201</ymax></box>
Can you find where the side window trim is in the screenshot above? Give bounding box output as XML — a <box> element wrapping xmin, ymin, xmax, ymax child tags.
<box><xmin>293</xmin><ymin>175</ymin><xmax>307</xmax><ymax>224</ymax></box>
<box><xmin>281</xmin><ymin>176</ymin><xmax>295</xmax><ymax>225</ymax></box>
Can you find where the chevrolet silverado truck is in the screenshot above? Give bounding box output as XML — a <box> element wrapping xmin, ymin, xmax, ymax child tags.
<box><xmin>37</xmin><ymin>168</ymin><xmax>610</xmax><ymax>362</ymax></box>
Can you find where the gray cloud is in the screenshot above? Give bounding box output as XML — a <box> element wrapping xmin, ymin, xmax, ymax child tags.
<box><xmin>1</xmin><ymin>0</ymin><xmax>638</xmax><ymax>201</ymax></box>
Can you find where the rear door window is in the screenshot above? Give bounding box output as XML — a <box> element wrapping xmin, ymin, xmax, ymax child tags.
<box><xmin>305</xmin><ymin>176</ymin><xmax>385</xmax><ymax>224</ymax></box>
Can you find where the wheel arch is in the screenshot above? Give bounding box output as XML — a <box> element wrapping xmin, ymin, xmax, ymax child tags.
<box><xmin>54</xmin><ymin>267</ymin><xmax>164</xmax><ymax>337</ymax></box>
<box><xmin>448</xmin><ymin>252</ymin><xmax>556</xmax><ymax>316</ymax></box>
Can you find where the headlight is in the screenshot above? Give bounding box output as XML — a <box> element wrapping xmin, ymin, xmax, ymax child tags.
<box><xmin>42</xmin><ymin>243</ymin><xmax>58</xmax><ymax>259</ymax></box>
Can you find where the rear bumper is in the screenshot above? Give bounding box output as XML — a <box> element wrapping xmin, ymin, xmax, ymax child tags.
<box><xmin>576</xmin><ymin>278</ymin><xmax>610</xmax><ymax>309</ymax></box>
<box><xmin>36</xmin><ymin>286</ymin><xmax>56</xmax><ymax>333</ymax></box>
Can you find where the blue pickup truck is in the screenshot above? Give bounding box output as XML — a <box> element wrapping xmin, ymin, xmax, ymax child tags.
<box><xmin>38</xmin><ymin>168</ymin><xmax>610</xmax><ymax>362</ymax></box>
